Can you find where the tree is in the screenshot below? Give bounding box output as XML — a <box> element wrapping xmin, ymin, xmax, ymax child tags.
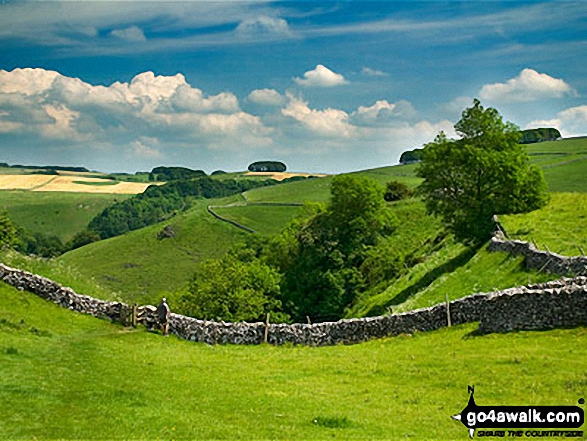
<box><xmin>0</xmin><ymin>212</ymin><xmax>16</xmax><ymax>248</ymax></box>
<box><xmin>177</xmin><ymin>253</ymin><xmax>286</xmax><ymax>323</ymax></box>
<box><xmin>417</xmin><ymin>99</ymin><xmax>549</xmax><ymax>242</ymax></box>
<box><xmin>271</xmin><ymin>175</ymin><xmax>396</xmax><ymax>321</ymax></box>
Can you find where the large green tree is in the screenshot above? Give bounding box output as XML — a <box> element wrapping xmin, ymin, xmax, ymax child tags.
<box><xmin>271</xmin><ymin>175</ymin><xmax>396</xmax><ymax>321</ymax></box>
<box><xmin>417</xmin><ymin>100</ymin><xmax>549</xmax><ymax>242</ymax></box>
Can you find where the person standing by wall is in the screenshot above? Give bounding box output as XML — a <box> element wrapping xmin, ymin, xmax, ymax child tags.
<box><xmin>157</xmin><ymin>298</ymin><xmax>171</xmax><ymax>336</ymax></box>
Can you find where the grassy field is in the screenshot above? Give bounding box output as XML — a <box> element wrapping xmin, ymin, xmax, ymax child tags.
<box><xmin>58</xmin><ymin>196</ymin><xmax>249</xmax><ymax>305</ymax></box>
<box><xmin>0</xmin><ymin>191</ymin><xmax>129</xmax><ymax>242</ymax></box>
<box><xmin>526</xmin><ymin>137</ymin><xmax>587</xmax><ymax>192</ymax></box>
<box><xmin>1</xmin><ymin>282</ymin><xmax>586</xmax><ymax>440</ymax></box>
<box><xmin>213</xmin><ymin>204</ymin><xmax>305</xmax><ymax>236</ymax></box>
<box><xmin>501</xmin><ymin>193</ymin><xmax>587</xmax><ymax>256</ymax></box>
<box><xmin>392</xmin><ymin>246</ymin><xmax>559</xmax><ymax>313</ymax></box>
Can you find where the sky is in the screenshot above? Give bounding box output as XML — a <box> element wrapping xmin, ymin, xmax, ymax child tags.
<box><xmin>0</xmin><ymin>0</ymin><xmax>586</xmax><ymax>174</ymax></box>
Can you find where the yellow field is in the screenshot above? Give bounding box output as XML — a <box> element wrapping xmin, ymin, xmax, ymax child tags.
<box><xmin>0</xmin><ymin>174</ymin><xmax>55</xmax><ymax>190</ymax></box>
<box><xmin>0</xmin><ymin>174</ymin><xmax>156</xmax><ymax>194</ymax></box>
<box><xmin>244</xmin><ymin>171</ymin><xmax>327</xmax><ymax>181</ymax></box>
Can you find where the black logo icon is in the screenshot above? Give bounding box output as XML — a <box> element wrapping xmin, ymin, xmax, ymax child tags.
<box><xmin>452</xmin><ymin>386</ymin><xmax>584</xmax><ymax>438</ymax></box>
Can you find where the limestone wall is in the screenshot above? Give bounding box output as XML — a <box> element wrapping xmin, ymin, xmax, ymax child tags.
<box><xmin>1</xmin><ymin>262</ymin><xmax>585</xmax><ymax>345</ymax></box>
<box><xmin>488</xmin><ymin>233</ymin><xmax>587</xmax><ymax>276</ymax></box>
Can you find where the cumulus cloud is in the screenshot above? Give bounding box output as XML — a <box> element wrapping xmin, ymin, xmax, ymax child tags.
<box><xmin>248</xmin><ymin>89</ymin><xmax>285</xmax><ymax>106</ymax></box>
<box><xmin>281</xmin><ymin>94</ymin><xmax>355</xmax><ymax>138</ymax></box>
<box><xmin>235</xmin><ymin>16</ymin><xmax>293</xmax><ymax>38</ymax></box>
<box><xmin>526</xmin><ymin>105</ymin><xmax>587</xmax><ymax>138</ymax></box>
<box><xmin>294</xmin><ymin>65</ymin><xmax>348</xmax><ymax>88</ymax></box>
<box><xmin>361</xmin><ymin>67</ymin><xmax>388</xmax><ymax>77</ymax></box>
<box><xmin>0</xmin><ymin>68</ymin><xmax>272</xmax><ymax>150</ymax></box>
<box><xmin>353</xmin><ymin>99</ymin><xmax>417</xmax><ymax>125</ymax></box>
<box><xmin>130</xmin><ymin>138</ymin><xmax>163</xmax><ymax>158</ymax></box>
<box><xmin>110</xmin><ymin>25</ymin><xmax>147</xmax><ymax>42</ymax></box>
<box><xmin>479</xmin><ymin>68</ymin><xmax>573</xmax><ymax>103</ymax></box>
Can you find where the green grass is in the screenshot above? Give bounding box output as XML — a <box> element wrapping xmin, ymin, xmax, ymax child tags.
<box><xmin>1</xmin><ymin>282</ymin><xmax>586</xmax><ymax>439</ymax></box>
<box><xmin>0</xmin><ymin>191</ymin><xmax>128</xmax><ymax>242</ymax></box>
<box><xmin>243</xmin><ymin>165</ymin><xmax>422</xmax><ymax>205</ymax></box>
<box><xmin>72</xmin><ymin>180</ymin><xmax>118</xmax><ymax>186</ymax></box>
<box><xmin>57</xmin><ymin>196</ymin><xmax>249</xmax><ymax>305</ymax></box>
<box><xmin>501</xmin><ymin>193</ymin><xmax>587</xmax><ymax>256</ymax></box>
<box><xmin>526</xmin><ymin>136</ymin><xmax>587</xmax><ymax>155</ymax></box>
<box><xmin>244</xmin><ymin>177</ymin><xmax>334</xmax><ymax>204</ymax></box>
<box><xmin>393</xmin><ymin>246</ymin><xmax>560</xmax><ymax>313</ymax></box>
<box><xmin>526</xmin><ymin>137</ymin><xmax>587</xmax><ymax>192</ymax></box>
<box><xmin>0</xmin><ymin>249</ymin><xmax>114</xmax><ymax>301</ymax></box>
<box><xmin>542</xmin><ymin>157</ymin><xmax>587</xmax><ymax>192</ymax></box>
<box><xmin>213</xmin><ymin>204</ymin><xmax>304</xmax><ymax>236</ymax></box>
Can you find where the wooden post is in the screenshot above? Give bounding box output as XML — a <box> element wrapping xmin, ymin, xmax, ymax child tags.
<box><xmin>445</xmin><ymin>293</ymin><xmax>451</xmax><ymax>327</ymax></box>
<box><xmin>306</xmin><ymin>316</ymin><xmax>311</xmax><ymax>325</ymax></box>
<box><xmin>131</xmin><ymin>303</ymin><xmax>137</xmax><ymax>328</ymax></box>
<box><xmin>264</xmin><ymin>313</ymin><xmax>270</xmax><ymax>344</ymax></box>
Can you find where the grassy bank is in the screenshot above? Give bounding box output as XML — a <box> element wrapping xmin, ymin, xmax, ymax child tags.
<box><xmin>1</xmin><ymin>282</ymin><xmax>585</xmax><ymax>440</ymax></box>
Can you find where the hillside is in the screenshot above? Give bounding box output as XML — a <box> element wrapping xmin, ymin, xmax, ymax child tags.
<box><xmin>0</xmin><ymin>191</ymin><xmax>129</xmax><ymax>242</ymax></box>
<box><xmin>1</xmin><ymin>282</ymin><xmax>585</xmax><ymax>439</ymax></box>
<box><xmin>57</xmin><ymin>196</ymin><xmax>249</xmax><ymax>305</ymax></box>
<box><xmin>1</xmin><ymin>136</ymin><xmax>586</xmax><ymax>317</ymax></box>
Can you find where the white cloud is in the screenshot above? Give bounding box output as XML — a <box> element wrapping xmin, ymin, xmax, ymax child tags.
<box><xmin>0</xmin><ymin>68</ymin><xmax>60</xmax><ymax>96</ymax></box>
<box><xmin>281</xmin><ymin>94</ymin><xmax>355</xmax><ymax>138</ymax></box>
<box><xmin>526</xmin><ymin>105</ymin><xmax>587</xmax><ymax>138</ymax></box>
<box><xmin>361</xmin><ymin>67</ymin><xmax>388</xmax><ymax>77</ymax></box>
<box><xmin>0</xmin><ymin>68</ymin><xmax>271</xmax><ymax>150</ymax></box>
<box><xmin>248</xmin><ymin>89</ymin><xmax>285</xmax><ymax>106</ymax></box>
<box><xmin>110</xmin><ymin>25</ymin><xmax>147</xmax><ymax>42</ymax></box>
<box><xmin>130</xmin><ymin>138</ymin><xmax>163</xmax><ymax>158</ymax></box>
<box><xmin>353</xmin><ymin>99</ymin><xmax>417</xmax><ymax>125</ymax></box>
<box><xmin>294</xmin><ymin>65</ymin><xmax>348</xmax><ymax>88</ymax></box>
<box><xmin>479</xmin><ymin>68</ymin><xmax>573</xmax><ymax>103</ymax></box>
<box><xmin>235</xmin><ymin>16</ymin><xmax>293</xmax><ymax>38</ymax></box>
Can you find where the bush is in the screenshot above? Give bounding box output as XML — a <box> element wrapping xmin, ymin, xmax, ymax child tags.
<box><xmin>384</xmin><ymin>181</ymin><xmax>412</xmax><ymax>202</ymax></box>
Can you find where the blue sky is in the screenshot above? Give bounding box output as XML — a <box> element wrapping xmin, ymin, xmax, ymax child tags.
<box><xmin>0</xmin><ymin>1</ymin><xmax>586</xmax><ymax>173</ymax></box>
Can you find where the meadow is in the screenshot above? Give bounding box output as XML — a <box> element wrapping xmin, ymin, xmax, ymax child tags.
<box><xmin>1</xmin><ymin>282</ymin><xmax>585</xmax><ymax>440</ymax></box>
<box><xmin>0</xmin><ymin>191</ymin><xmax>128</xmax><ymax>242</ymax></box>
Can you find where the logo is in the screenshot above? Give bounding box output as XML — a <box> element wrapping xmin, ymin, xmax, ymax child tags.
<box><xmin>452</xmin><ymin>386</ymin><xmax>584</xmax><ymax>438</ymax></box>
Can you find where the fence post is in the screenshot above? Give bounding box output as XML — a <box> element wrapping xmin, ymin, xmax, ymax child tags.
<box><xmin>131</xmin><ymin>303</ymin><xmax>137</xmax><ymax>328</ymax></box>
<box><xmin>445</xmin><ymin>293</ymin><xmax>452</xmax><ymax>327</ymax></box>
<box><xmin>264</xmin><ymin>313</ymin><xmax>270</xmax><ymax>344</ymax></box>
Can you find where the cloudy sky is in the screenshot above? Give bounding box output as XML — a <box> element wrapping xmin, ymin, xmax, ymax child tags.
<box><xmin>1</xmin><ymin>1</ymin><xmax>586</xmax><ymax>173</ymax></box>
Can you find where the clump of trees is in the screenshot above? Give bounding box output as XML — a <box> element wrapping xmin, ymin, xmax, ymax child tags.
<box><xmin>399</xmin><ymin>149</ymin><xmax>424</xmax><ymax>164</ymax></box>
<box><xmin>149</xmin><ymin>166</ymin><xmax>207</xmax><ymax>182</ymax></box>
<box><xmin>519</xmin><ymin>128</ymin><xmax>560</xmax><ymax>144</ymax></box>
<box><xmin>417</xmin><ymin>99</ymin><xmax>549</xmax><ymax>242</ymax></box>
<box><xmin>248</xmin><ymin>161</ymin><xmax>287</xmax><ymax>172</ymax></box>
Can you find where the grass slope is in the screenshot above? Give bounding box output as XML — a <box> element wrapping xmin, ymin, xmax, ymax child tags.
<box><xmin>58</xmin><ymin>196</ymin><xmax>249</xmax><ymax>305</ymax></box>
<box><xmin>501</xmin><ymin>193</ymin><xmax>587</xmax><ymax>256</ymax></box>
<box><xmin>392</xmin><ymin>246</ymin><xmax>559</xmax><ymax>313</ymax></box>
<box><xmin>527</xmin><ymin>137</ymin><xmax>587</xmax><ymax>192</ymax></box>
<box><xmin>0</xmin><ymin>191</ymin><xmax>127</xmax><ymax>242</ymax></box>
<box><xmin>1</xmin><ymin>283</ymin><xmax>586</xmax><ymax>440</ymax></box>
<box><xmin>213</xmin><ymin>204</ymin><xmax>304</xmax><ymax>236</ymax></box>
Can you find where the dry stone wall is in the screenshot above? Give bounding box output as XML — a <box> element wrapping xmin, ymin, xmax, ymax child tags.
<box><xmin>1</xmin><ymin>262</ymin><xmax>586</xmax><ymax>345</ymax></box>
<box><xmin>488</xmin><ymin>233</ymin><xmax>587</xmax><ymax>276</ymax></box>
